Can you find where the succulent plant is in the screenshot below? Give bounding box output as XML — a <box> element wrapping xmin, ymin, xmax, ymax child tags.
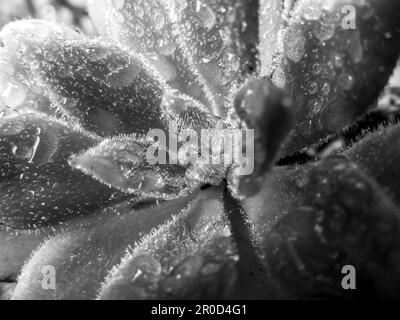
<box><xmin>1</xmin><ymin>0</ymin><xmax>400</xmax><ymax>300</ymax></box>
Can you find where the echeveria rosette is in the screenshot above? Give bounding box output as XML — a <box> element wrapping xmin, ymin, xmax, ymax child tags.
<box><xmin>0</xmin><ymin>0</ymin><xmax>400</xmax><ymax>300</ymax></box>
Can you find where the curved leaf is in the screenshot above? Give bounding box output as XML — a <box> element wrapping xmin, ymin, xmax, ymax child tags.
<box><xmin>88</xmin><ymin>0</ymin><xmax>260</xmax><ymax>117</ymax></box>
<box><xmin>274</xmin><ymin>0</ymin><xmax>400</xmax><ymax>155</ymax></box>
<box><xmin>0</xmin><ymin>20</ymin><xmax>167</xmax><ymax>136</ymax></box>
<box><xmin>0</xmin><ymin>112</ymin><xmax>126</xmax><ymax>229</ymax></box>
<box><xmin>68</xmin><ymin>134</ymin><xmax>190</xmax><ymax>200</ymax></box>
<box><xmin>98</xmin><ymin>187</ymin><xmax>239</xmax><ymax>300</ymax></box>
<box><xmin>11</xmin><ymin>189</ymin><xmax>202</xmax><ymax>300</ymax></box>
<box><xmin>243</xmin><ymin>158</ymin><xmax>400</xmax><ymax>298</ymax></box>
<box><xmin>0</xmin><ymin>21</ymin><xmax>79</xmax><ymax>116</ymax></box>
<box><xmin>344</xmin><ymin>122</ymin><xmax>400</xmax><ymax>205</ymax></box>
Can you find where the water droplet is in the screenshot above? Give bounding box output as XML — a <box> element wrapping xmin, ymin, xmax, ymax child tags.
<box><xmin>158</xmin><ymin>39</ymin><xmax>176</xmax><ymax>56</ymax></box>
<box><xmin>333</xmin><ymin>163</ymin><xmax>347</xmax><ymax>172</ymax></box>
<box><xmin>295</xmin><ymin>170</ymin><xmax>310</xmax><ymax>188</ymax></box>
<box><xmin>272</xmin><ymin>65</ymin><xmax>286</xmax><ymax>88</ymax></box>
<box><xmin>331</xmin><ymin>52</ymin><xmax>344</xmax><ymax>69</ymax></box>
<box><xmin>338</xmin><ymin>73</ymin><xmax>354</xmax><ymax>90</ymax></box>
<box><xmin>219</xmin><ymin>27</ymin><xmax>232</xmax><ymax>45</ymax></box>
<box><xmin>148</xmin><ymin>54</ymin><xmax>177</xmax><ymax>81</ymax></box>
<box><xmin>321</xmin><ymin>82</ymin><xmax>331</xmax><ymax>96</ymax></box>
<box><xmin>0</xmin><ymin>81</ymin><xmax>27</xmax><ymax>108</ymax></box>
<box><xmin>69</xmin><ymin>135</ymin><xmax>188</xmax><ymax>199</ymax></box>
<box><xmin>307</xmin><ymin>99</ymin><xmax>322</xmax><ymax>118</ymax></box>
<box><xmin>313</xmin><ymin>20</ymin><xmax>336</xmax><ymax>41</ymax></box>
<box><xmin>302</xmin><ymin>1</ymin><xmax>322</xmax><ymax>20</ymax></box>
<box><xmin>384</xmin><ymin>32</ymin><xmax>393</xmax><ymax>39</ymax></box>
<box><xmin>130</xmin><ymin>254</ymin><xmax>162</xmax><ymax>280</ymax></box>
<box><xmin>284</xmin><ymin>24</ymin><xmax>306</xmax><ymax>63</ymax></box>
<box><xmin>298</xmin><ymin>120</ymin><xmax>313</xmax><ymax>137</ymax></box>
<box><xmin>152</xmin><ymin>11</ymin><xmax>165</xmax><ymax>31</ymax></box>
<box><xmin>194</xmin><ymin>1</ymin><xmax>216</xmax><ymax>30</ymax></box>
<box><xmin>312</xmin><ymin>63</ymin><xmax>322</xmax><ymax>75</ymax></box>
<box><xmin>135</xmin><ymin>24</ymin><xmax>145</xmax><ymax>38</ymax></box>
<box><xmin>305</xmin><ymin>81</ymin><xmax>318</xmax><ymax>95</ymax></box>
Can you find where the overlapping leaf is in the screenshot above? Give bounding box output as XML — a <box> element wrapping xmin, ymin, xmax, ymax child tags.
<box><xmin>0</xmin><ymin>112</ymin><xmax>126</xmax><ymax>229</ymax></box>
<box><xmin>68</xmin><ymin>134</ymin><xmax>190</xmax><ymax>200</ymax></box>
<box><xmin>98</xmin><ymin>187</ymin><xmax>239</xmax><ymax>300</ymax></box>
<box><xmin>273</xmin><ymin>0</ymin><xmax>400</xmax><ymax>155</ymax></box>
<box><xmin>0</xmin><ymin>20</ymin><xmax>167</xmax><ymax>136</ymax></box>
<box><xmin>1</xmin><ymin>0</ymin><xmax>400</xmax><ymax>300</ymax></box>
<box><xmin>11</xmin><ymin>189</ymin><xmax>204</xmax><ymax>300</ymax></box>
<box><xmin>344</xmin><ymin>122</ymin><xmax>400</xmax><ymax>205</ymax></box>
<box><xmin>242</xmin><ymin>158</ymin><xmax>400</xmax><ymax>298</ymax></box>
<box><xmin>0</xmin><ymin>228</ymin><xmax>52</xmax><ymax>281</ymax></box>
<box><xmin>88</xmin><ymin>0</ymin><xmax>259</xmax><ymax>117</ymax></box>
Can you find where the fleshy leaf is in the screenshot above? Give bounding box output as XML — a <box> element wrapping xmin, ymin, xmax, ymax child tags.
<box><xmin>229</xmin><ymin>78</ymin><xmax>293</xmax><ymax>198</ymax></box>
<box><xmin>0</xmin><ymin>228</ymin><xmax>52</xmax><ymax>281</ymax></box>
<box><xmin>68</xmin><ymin>134</ymin><xmax>193</xmax><ymax>200</ymax></box>
<box><xmin>0</xmin><ymin>282</ymin><xmax>15</xmax><ymax>300</ymax></box>
<box><xmin>88</xmin><ymin>0</ymin><xmax>259</xmax><ymax>116</ymax></box>
<box><xmin>274</xmin><ymin>0</ymin><xmax>400</xmax><ymax>155</ymax></box>
<box><xmin>98</xmin><ymin>187</ymin><xmax>239</xmax><ymax>300</ymax></box>
<box><xmin>243</xmin><ymin>158</ymin><xmax>400</xmax><ymax>298</ymax></box>
<box><xmin>0</xmin><ymin>112</ymin><xmax>126</xmax><ymax>229</ymax></box>
<box><xmin>344</xmin><ymin>122</ymin><xmax>400</xmax><ymax>205</ymax></box>
<box><xmin>0</xmin><ymin>20</ymin><xmax>167</xmax><ymax>136</ymax></box>
<box><xmin>0</xmin><ymin>21</ymin><xmax>79</xmax><ymax>116</ymax></box>
<box><xmin>11</xmin><ymin>190</ymin><xmax>201</xmax><ymax>300</ymax></box>
<box><xmin>160</xmin><ymin>90</ymin><xmax>218</xmax><ymax>131</ymax></box>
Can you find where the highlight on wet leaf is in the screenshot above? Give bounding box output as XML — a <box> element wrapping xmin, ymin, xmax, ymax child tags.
<box><xmin>273</xmin><ymin>0</ymin><xmax>400</xmax><ymax>155</ymax></box>
<box><xmin>0</xmin><ymin>112</ymin><xmax>126</xmax><ymax>229</ymax></box>
<box><xmin>1</xmin><ymin>0</ymin><xmax>400</xmax><ymax>301</ymax></box>
<box><xmin>0</xmin><ymin>20</ymin><xmax>167</xmax><ymax>136</ymax></box>
<box><xmin>229</xmin><ymin>77</ymin><xmax>293</xmax><ymax>198</ymax></box>
<box><xmin>11</xmin><ymin>191</ymin><xmax>198</xmax><ymax>300</ymax></box>
<box><xmin>260</xmin><ymin>158</ymin><xmax>400</xmax><ymax>298</ymax></box>
<box><xmin>98</xmin><ymin>187</ymin><xmax>238</xmax><ymax>300</ymax></box>
<box><xmin>88</xmin><ymin>0</ymin><xmax>260</xmax><ymax>117</ymax></box>
<box><xmin>68</xmin><ymin>134</ymin><xmax>191</xmax><ymax>200</ymax></box>
<box><xmin>344</xmin><ymin>122</ymin><xmax>400</xmax><ymax>205</ymax></box>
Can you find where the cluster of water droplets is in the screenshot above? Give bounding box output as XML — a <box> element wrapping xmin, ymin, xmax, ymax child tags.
<box><xmin>0</xmin><ymin>17</ymin><xmax>245</xmax><ymax>205</ymax></box>
<box><xmin>68</xmin><ymin>134</ymin><xmax>191</xmax><ymax>199</ymax></box>
<box><xmin>0</xmin><ymin>21</ymin><xmax>84</xmax><ymax>117</ymax></box>
<box><xmin>0</xmin><ymin>111</ymin><xmax>131</xmax><ymax>229</ymax></box>
<box><xmin>91</xmin><ymin>0</ymin><xmax>259</xmax><ymax>118</ymax></box>
<box><xmin>98</xmin><ymin>192</ymin><xmax>239</xmax><ymax>299</ymax></box>
<box><xmin>264</xmin><ymin>0</ymin><xmax>380</xmax><ymax>153</ymax></box>
<box><xmin>2</xmin><ymin>0</ymin><xmax>375</xmax><ymax>217</ymax></box>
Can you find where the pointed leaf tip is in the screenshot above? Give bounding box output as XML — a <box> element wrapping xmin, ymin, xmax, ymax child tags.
<box><xmin>69</xmin><ymin>135</ymin><xmax>191</xmax><ymax>200</ymax></box>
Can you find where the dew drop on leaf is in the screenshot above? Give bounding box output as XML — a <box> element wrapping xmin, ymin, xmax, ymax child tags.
<box><xmin>69</xmin><ymin>135</ymin><xmax>190</xmax><ymax>200</ymax></box>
